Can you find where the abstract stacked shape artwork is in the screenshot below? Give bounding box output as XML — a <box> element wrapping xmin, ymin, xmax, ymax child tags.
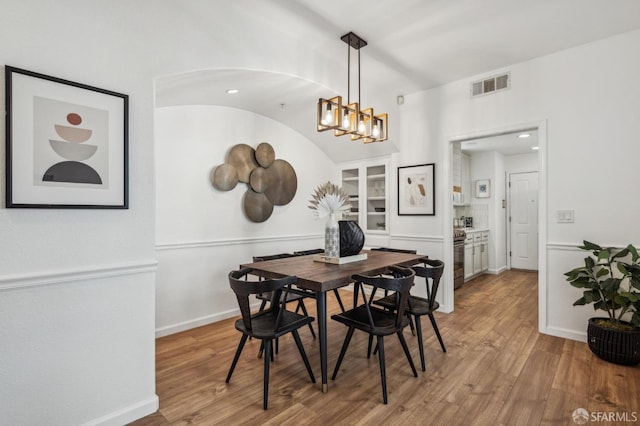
<box><xmin>42</xmin><ymin>111</ymin><xmax>102</xmax><ymax>184</ymax></box>
<box><xmin>212</xmin><ymin>142</ymin><xmax>297</xmax><ymax>222</ymax></box>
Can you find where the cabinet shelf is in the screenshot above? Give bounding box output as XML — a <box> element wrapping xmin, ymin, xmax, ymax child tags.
<box><xmin>343</xmin><ymin>177</ymin><xmax>359</xmax><ymax>182</ymax></box>
<box><xmin>367</xmin><ymin>174</ymin><xmax>385</xmax><ymax>180</ymax></box>
<box><xmin>367</xmin><ymin>196</ymin><xmax>385</xmax><ymax>201</ymax></box>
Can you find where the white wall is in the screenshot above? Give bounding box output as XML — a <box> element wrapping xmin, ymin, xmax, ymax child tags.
<box><xmin>154</xmin><ymin>106</ymin><xmax>336</xmax><ymax>336</ymax></box>
<box><xmin>0</xmin><ymin>2</ymin><xmax>158</xmax><ymax>424</ymax></box>
<box><xmin>399</xmin><ymin>29</ymin><xmax>640</xmax><ymax>341</ymax></box>
<box><xmin>0</xmin><ymin>1</ymin><xmax>350</xmax><ymax>424</ymax></box>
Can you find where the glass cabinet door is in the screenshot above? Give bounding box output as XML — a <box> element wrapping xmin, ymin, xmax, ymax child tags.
<box><xmin>341</xmin><ymin>168</ymin><xmax>360</xmax><ymax>225</ymax></box>
<box><xmin>366</xmin><ymin>165</ymin><xmax>386</xmax><ymax>232</ymax></box>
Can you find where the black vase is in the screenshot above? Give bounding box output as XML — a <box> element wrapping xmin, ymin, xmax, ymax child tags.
<box><xmin>587</xmin><ymin>317</ymin><xmax>640</xmax><ymax>366</ymax></box>
<box><xmin>339</xmin><ymin>220</ymin><xmax>365</xmax><ymax>257</ymax></box>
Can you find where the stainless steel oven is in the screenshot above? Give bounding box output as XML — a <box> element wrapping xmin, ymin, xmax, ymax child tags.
<box><xmin>453</xmin><ymin>230</ymin><xmax>466</xmax><ymax>289</ymax></box>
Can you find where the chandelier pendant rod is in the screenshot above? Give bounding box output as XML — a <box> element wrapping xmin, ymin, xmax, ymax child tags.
<box><xmin>347</xmin><ymin>40</ymin><xmax>351</xmax><ymax>104</ymax></box>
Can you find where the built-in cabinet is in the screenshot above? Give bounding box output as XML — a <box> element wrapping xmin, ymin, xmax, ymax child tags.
<box><xmin>453</xmin><ymin>143</ymin><xmax>471</xmax><ymax>206</ymax></box>
<box><xmin>340</xmin><ymin>160</ymin><xmax>389</xmax><ymax>233</ymax></box>
<box><xmin>464</xmin><ymin>230</ymin><xmax>489</xmax><ymax>280</ymax></box>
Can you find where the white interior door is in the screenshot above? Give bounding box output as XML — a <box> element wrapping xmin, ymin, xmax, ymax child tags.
<box><xmin>509</xmin><ymin>171</ymin><xmax>538</xmax><ymax>270</ymax></box>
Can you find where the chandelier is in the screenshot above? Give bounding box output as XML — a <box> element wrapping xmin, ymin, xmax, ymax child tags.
<box><xmin>317</xmin><ymin>32</ymin><xmax>388</xmax><ymax>143</ymax></box>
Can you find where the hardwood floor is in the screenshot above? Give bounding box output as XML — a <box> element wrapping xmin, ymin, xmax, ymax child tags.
<box><xmin>130</xmin><ymin>270</ymin><xmax>640</xmax><ymax>425</ymax></box>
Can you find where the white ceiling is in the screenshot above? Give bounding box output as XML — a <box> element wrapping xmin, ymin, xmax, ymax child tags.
<box><xmin>156</xmin><ymin>0</ymin><xmax>640</xmax><ymax>162</ymax></box>
<box><xmin>461</xmin><ymin>130</ymin><xmax>539</xmax><ymax>156</ymax></box>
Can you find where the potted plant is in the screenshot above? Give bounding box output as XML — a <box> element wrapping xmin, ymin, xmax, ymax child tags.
<box><xmin>565</xmin><ymin>240</ymin><xmax>640</xmax><ymax>365</ymax></box>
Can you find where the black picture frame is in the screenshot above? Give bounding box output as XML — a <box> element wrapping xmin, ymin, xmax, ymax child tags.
<box><xmin>5</xmin><ymin>66</ymin><xmax>128</xmax><ymax>208</ymax></box>
<box><xmin>397</xmin><ymin>163</ymin><xmax>435</xmax><ymax>216</ymax></box>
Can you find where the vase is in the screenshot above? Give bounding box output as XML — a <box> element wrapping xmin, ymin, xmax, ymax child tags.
<box><xmin>587</xmin><ymin>317</ymin><xmax>640</xmax><ymax>366</ymax></box>
<box><xmin>339</xmin><ymin>220</ymin><xmax>365</xmax><ymax>257</ymax></box>
<box><xmin>324</xmin><ymin>213</ymin><xmax>340</xmax><ymax>258</ymax></box>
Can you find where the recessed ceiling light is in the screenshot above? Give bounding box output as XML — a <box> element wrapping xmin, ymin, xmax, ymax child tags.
<box><xmin>226</xmin><ymin>89</ymin><xmax>239</xmax><ymax>94</ymax></box>
<box><xmin>531</xmin><ymin>146</ymin><xmax>539</xmax><ymax>150</ymax></box>
<box><xmin>518</xmin><ymin>133</ymin><xmax>530</xmax><ymax>138</ymax></box>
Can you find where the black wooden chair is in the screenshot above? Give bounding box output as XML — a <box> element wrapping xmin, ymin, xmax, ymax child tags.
<box><xmin>373</xmin><ymin>259</ymin><xmax>446</xmax><ymax>372</ymax></box>
<box><xmin>252</xmin><ymin>253</ymin><xmax>315</xmax><ymax>358</ymax></box>
<box><xmin>371</xmin><ymin>247</ymin><xmax>417</xmax><ymax>254</ymax></box>
<box><xmin>331</xmin><ymin>266</ymin><xmax>418</xmax><ymax>404</ymax></box>
<box><xmin>294</xmin><ymin>249</ymin><xmax>346</xmax><ymax>313</ymax></box>
<box><xmin>226</xmin><ymin>268</ymin><xmax>316</xmax><ymax>409</ymax></box>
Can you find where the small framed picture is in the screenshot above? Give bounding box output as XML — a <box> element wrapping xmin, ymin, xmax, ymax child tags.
<box><xmin>475</xmin><ymin>179</ymin><xmax>490</xmax><ymax>198</ymax></box>
<box><xmin>397</xmin><ymin>163</ymin><xmax>435</xmax><ymax>215</ymax></box>
<box><xmin>5</xmin><ymin>66</ymin><xmax>128</xmax><ymax>208</ymax></box>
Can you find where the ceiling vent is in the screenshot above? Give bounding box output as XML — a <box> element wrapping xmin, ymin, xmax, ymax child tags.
<box><xmin>471</xmin><ymin>72</ymin><xmax>510</xmax><ymax>97</ymax></box>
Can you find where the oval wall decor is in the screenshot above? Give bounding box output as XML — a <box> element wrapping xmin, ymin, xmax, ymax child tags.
<box><xmin>211</xmin><ymin>142</ymin><xmax>297</xmax><ymax>222</ymax></box>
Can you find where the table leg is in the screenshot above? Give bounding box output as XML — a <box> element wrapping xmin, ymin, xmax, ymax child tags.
<box><xmin>316</xmin><ymin>290</ymin><xmax>328</xmax><ymax>392</ymax></box>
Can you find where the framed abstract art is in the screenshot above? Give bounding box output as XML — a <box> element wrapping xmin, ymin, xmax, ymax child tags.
<box><xmin>5</xmin><ymin>66</ymin><xmax>128</xmax><ymax>208</ymax></box>
<box><xmin>397</xmin><ymin>163</ymin><xmax>435</xmax><ymax>216</ymax></box>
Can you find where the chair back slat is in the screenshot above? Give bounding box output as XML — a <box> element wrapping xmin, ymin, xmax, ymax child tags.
<box><xmin>252</xmin><ymin>253</ymin><xmax>295</xmax><ymax>262</ymax></box>
<box><xmin>294</xmin><ymin>249</ymin><xmax>324</xmax><ymax>256</ymax></box>
<box><xmin>371</xmin><ymin>247</ymin><xmax>417</xmax><ymax>254</ymax></box>
<box><xmin>412</xmin><ymin>259</ymin><xmax>444</xmax><ymax>309</ymax></box>
<box><xmin>352</xmin><ymin>266</ymin><xmax>415</xmax><ymax>328</ymax></box>
<box><xmin>228</xmin><ymin>268</ymin><xmax>297</xmax><ymax>331</ymax></box>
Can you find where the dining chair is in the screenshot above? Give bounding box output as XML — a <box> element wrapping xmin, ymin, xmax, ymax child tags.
<box><xmin>371</xmin><ymin>247</ymin><xmax>417</xmax><ymax>254</ymax></box>
<box><xmin>331</xmin><ymin>266</ymin><xmax>418</xmax><ymax>404</ymax></box>
<box><xmin>294</xmin><ymin>249</ymin><xmax>346</xmax><ymax>313</ymax></box>
<box><xmin>252</xmin><ymin>253</ymin><xmax>315</xmax><ymax>358</ymax></box>
<box><xmin>226</xmin><ymin>268</ymin><xmax>316</xmax><ymax>409</ymax></box>
<box><xmin>373</xmin><ymin>259</ymin><xmax>446</xmax><ymax>372</ymax></box>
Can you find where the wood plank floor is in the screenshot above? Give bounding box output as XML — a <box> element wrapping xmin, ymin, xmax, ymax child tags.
<box><xmin>130</xmin><ymin>270</ymin><xmax>640</xmax><ymax>425</ymax></box>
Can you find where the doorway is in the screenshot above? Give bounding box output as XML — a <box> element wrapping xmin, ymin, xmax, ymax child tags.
<box><xmin>448</xmin><ymin>126</ymin><xmax>543</xmax><ymax>310</ymax></box>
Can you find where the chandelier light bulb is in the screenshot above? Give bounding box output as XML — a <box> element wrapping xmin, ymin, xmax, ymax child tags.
<box><xmin>322</xmin><ymin>104</ymin><xmax>333</xmax><ymax>125</ymax></box>
<box><xmin>342</xmin><ymin>111</ymin><xmax>350</xmax><ymax>129</ymax></box>
<box><xmin>358</xmin><ymin>117</ymin><xmax>365</xmax><ymax>133</ymax></box>
<box><xmin>324</xmin><ymin>110</ymin><xmax>333</xmax><ymax>125</ymax></box>
<box><xmin>372</xmin><ymin>123</ymin><xmax>380</xmax><ymax>138</ymax></box>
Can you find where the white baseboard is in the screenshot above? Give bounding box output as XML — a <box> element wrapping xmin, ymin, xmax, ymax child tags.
<box><xmin>155</xmin><ymin>301</ymin><xmax>261</xmax><ymax>337</ymax></box>
<box><xmin>81</xmin><ymin>395</ymin><xmax>159</xmax><ymax>426</ymax></box>
<box><xmin>542</xmin><ymin>325</ymin><xmax>587</xmax><ymax>343</ymax></box>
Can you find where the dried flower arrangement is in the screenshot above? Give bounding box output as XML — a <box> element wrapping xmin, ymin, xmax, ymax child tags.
<box><xmin>308</xmin><ymin>181</ymin><xmax>351</xmax><ymax>219</ymax></box>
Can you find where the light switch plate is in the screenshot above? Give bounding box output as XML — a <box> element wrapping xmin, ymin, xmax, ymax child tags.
<box><xmin>557</xmin><ymin>210</ymin><xmax>574</xmax><ymax>223</ymax></box>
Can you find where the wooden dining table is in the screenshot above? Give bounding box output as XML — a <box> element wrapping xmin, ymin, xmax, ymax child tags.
<box><xmin>240</xmin><ymin>249</ymin><xmax>427</xmax><ymax>392</ymax></box>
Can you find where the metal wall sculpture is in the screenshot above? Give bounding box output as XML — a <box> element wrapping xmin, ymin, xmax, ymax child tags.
<box><xmin>211</xmin><ymin>142</ymin><xmax>297</xmax><ymax>222</ymax></box>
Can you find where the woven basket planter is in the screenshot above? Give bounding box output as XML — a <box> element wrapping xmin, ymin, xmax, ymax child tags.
<box><xmin>587</xmin><ymin>318</ymin><xmax>640</xmax><ymax>366</ymax></box>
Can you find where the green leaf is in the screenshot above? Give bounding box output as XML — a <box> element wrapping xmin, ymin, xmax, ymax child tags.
<box><xmin>585</xmin><ymin>257</ymin><xmax>595</xmax><ymax>269</ymax></box>
<box><xmin>598</xmin><ymin>249</ymin><xmax>611</xmax><ymax>260</ymax></box>
<box><xmin>572</xmin><ymin>297</ymin><xmax>586</xmax><ymax>306</ymax></box>
<box><xmin>617</xmin><ymin>262</ymin><xmax>629</xmax><ymax>275</ymax></box>
<box><xmin>620</xmin><ymin>291</ymin><xmax>639</xmax><ymax>302</ymax></box>
<box><xmin>581</xmin><ymin>241</ymin><xmax>601</xmax><ymax>251</ymax></box>
<box><xmin>596</xmin><ymin>268</ymin><xmax>609</xmax><ymax>278</ymax></box>
<box><xmin>583</xmin><ymin>291</ymin><xmax>595</xmax><ymax>303</ymax></box>
<box><xmin>593</xmin><ymin>300</ymin><xmax>611</xmax><ymax>313</ymax></box>
<box><xmin>614</xmin><ymin>294</ymin><xmax>630</xmax><ymax>306</ymax></box>
<box><xmin>628</xmin><ymin>244</ymin><xmax>639</xmax><ymax>262</ymax></box>
<box><xmin>631</xmin><ymin>276</ymin><xmax>640</xmax><ymax>290</ymax></box>
<box><xmin>601</xmin><ymin>278</ymin><xmax>621</xmax><ymax>293</ymax></box>
<box><xmin>613</xmin><ymin>247</ymin><xmax>630</xmax><ymax>259</ymax></box>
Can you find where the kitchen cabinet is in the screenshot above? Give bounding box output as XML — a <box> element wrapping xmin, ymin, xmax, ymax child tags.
<box><xmin>464</xmin><ymin>234</ymin><xmax>474</xmax><ymax>279</ymax></box>
<box><xmin>480</xmin><ymin>231</ymin><xmax>489</xmax><ymax>271</ymax></box>
<box><xmin>464</xmin><ymin>230</ymin><xmax>490</xmax><ymax>281</ymax></box>
<box><xmin>340</xmin><ymin>159</ymin><xmax>389</xmax><ymax>233</ymax></box>
<box><xmin>453</xmin><ymin>148</ymin><xmax>471</xmax><ymax>206</ymax></box>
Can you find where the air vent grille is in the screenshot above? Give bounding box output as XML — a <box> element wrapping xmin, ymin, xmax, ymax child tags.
<box><xmin>471</xmin><ymin>72</ymin><xmax>510</xmax><ymax>97</ymax></box>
